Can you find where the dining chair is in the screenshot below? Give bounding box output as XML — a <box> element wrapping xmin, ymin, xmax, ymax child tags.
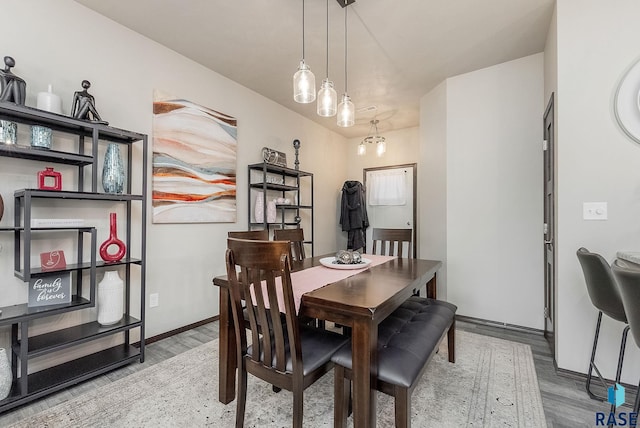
<box><xmin>228</xmin><ymin>229</ymin><xmax>269</xmax><ymax>240</ymax></box>
<box><xmin>611</xmin><ymin>259</ymin><xmax>640</xmax><ymax>413</ymax></box>
<box><xmin>576</xmin><ymin>248</ymin><xmax>629</xmax><ymax>407</ymax></box>
<box><xmin>273</xmin><ymin>228</ymin><xmax>306</xmax><ymax>261</ymax></box>
<box><xmin>371</xmin><ymin>228</ymin><xmax>412</xmax><ymax>257</ymax></box>
<box><xmin>225</xmin><ymin>238</ymin><xmax>349</xmax><ymax>428</ymax></box>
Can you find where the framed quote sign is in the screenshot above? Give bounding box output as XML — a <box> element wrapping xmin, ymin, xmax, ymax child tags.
<box><xmin>28</xmin><ymin>272</ymin><xmax>72</xmax><ymax>307</ymax></box>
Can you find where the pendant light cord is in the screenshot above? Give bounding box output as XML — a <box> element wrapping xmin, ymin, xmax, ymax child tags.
<box><xmin>325</xmin><ymin>0</ymin><xmax>329</xmax><ymax>77</ymax></box>
<box><xmin>302</xmin><ymin>0</ymin><xmax>306</xmax><ymax>59</ymax></box>
<box><xmin>344</xmin><ymin>6</ymin><xmax>348</xmax><ymax>93</ymax></box>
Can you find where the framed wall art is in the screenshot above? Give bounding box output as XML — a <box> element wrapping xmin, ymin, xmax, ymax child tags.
<box><xmin>152</xmin><ymin>90</ymin><xmax>237</xmax><ymax>223</ymax></box>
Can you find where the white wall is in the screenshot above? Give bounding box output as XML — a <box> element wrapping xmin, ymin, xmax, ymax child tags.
<box><xmin>420</xmin><ymin>54</ymin><xmax>545</xmax><ymax>329</ymax></box>
<box><xmin>419</xmin><ymin>82</ymin><xmax>449</xmax><ymax>298</ymax></box>
<box><xmin>0</xmin><ymin>0</ymin><xmax>348</xmax><ymax>366</ymax></box>
<box><xmin>555</xmin><ymin>0</ymin><xmax>640</xmax><ymax>383</ymax></box>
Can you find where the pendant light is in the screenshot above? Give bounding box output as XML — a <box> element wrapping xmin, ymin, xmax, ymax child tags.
<box><xmin>336</xmin><ymin>6</ymin><xmax>355</xmax><ymax>127</ymax></box>
<box><xmin>317</xmin><ymin>0</ymin><xmax>337</xmax><ymax>117</ymax></box>
<box><xmin>293</xmin><ymin>0</ymin><xmax>316</xmax><ymax>103</ymax></box>
<box><xmin>358</xmin><ymin>119</ymin><xmax>386</xmax><ymax>157</ymax></box>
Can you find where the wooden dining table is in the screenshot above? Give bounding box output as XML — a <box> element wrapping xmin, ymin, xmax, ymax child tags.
<box><xmin>212</xmin><ymin>254</ymin><xmax>442</xmax><ymax>428</ymax></box>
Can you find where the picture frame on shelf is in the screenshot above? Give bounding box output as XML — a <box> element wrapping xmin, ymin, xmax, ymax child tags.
<box><xmin>40</xmin><ymin>250</ymin><xmax>67</xmax><ymax>272</ymax></box>
<box><xmin>28</xmin><ymin>272</ymin><xmax>72</xmax><ymax>307</ymax></box>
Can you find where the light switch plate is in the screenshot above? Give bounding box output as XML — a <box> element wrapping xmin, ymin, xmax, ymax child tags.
<box><xmin>583</xmin><ymin>202</ymin><xmax>608</xmax><ymax>220</ymax></box>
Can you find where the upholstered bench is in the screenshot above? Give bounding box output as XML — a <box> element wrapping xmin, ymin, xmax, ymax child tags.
<box><xmin>332</xmin><ymin>296</ymin><xmax>457</xmax><ymax>428</ymax></box>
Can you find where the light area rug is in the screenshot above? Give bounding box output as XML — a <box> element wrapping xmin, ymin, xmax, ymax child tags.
<box><xmin>9</xmin><ymin>330</ymin><xmax>546</xmax><ymax>427</ymax></box>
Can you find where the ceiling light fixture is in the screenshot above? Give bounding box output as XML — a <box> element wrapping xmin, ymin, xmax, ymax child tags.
<box><xmin>317</xmin><ymin>0</ymin><xmax>337</xmax><ymax>117</ymax></box>
<box><xmin>358</xmin><ymin>119</ymin><xmax>386</xmax><ymax>156</ymax></box>
<box><xmin>336</xmin><ymin>4</ymin><xmax>355</xmax><ymax>127</ymax></box>
<box><xmin>293</xmin><ymin>0</ymin><xmax>316</xmax><ymax>104</ymax></box>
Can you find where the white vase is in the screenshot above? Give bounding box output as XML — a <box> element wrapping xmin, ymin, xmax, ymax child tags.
<box><xmin>254</xmin><ymin>192</ymin><xmax>264</xmax><ymax>223</ymax></box>
<box><xmin>0</xmin><ymin>348</ymin><xmax>11</xmax><ymax>400</ymax></box>
<box><xmin>98</xmin><ymin>271</ymin><xmax>124</xmax><ymax>326</ymax></box>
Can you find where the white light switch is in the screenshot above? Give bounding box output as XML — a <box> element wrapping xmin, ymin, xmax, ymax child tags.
<box><xmin>583</xmin><ymin>202</ymin><xmax>608</xmax><ymax>220</ymax></box>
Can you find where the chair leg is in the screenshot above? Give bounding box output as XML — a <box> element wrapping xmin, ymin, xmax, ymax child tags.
<box><xmin>634</xmin><ymin>378</ymin><xmax>640</xmax><ymax>414</ymax></box>
<box><xmin>609</xmin><ymin>326</ymin><xmax>630</xmax><ymax>417</ymax></box>
<box><xmin>292</xmin><ymin>381</ymin><xmax>304</xmax><ymax>428</ymax></box>
<box><xmin>334</xmin><ymin>365</ymin><xmax>349</xmax><ymax>428</ymax></box>
<box><xmin>586</xmin><ymin>312</ymin><xmax>607</xmax><ymax>401</ymax></box>
<box><xmin>236</xmin><ymin>364</ymin><xmax>248</xmax><ymax>428</ymax></box>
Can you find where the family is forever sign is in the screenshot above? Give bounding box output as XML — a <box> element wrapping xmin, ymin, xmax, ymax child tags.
<box><xmin>28</xmin><ymin>272</ymin><xmax>72</xmax><ymax>307</ymax></box>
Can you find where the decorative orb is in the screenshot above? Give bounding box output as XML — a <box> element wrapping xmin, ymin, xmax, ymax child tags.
<box><xmin>335</xmin><ymin>250</ymin><xmax>352</xmax><ymax>264</ymax></box>
<box><xmin>352</xmin><ymin>251</ymin><xmax>362</xmax><ymax>263</ymax></box>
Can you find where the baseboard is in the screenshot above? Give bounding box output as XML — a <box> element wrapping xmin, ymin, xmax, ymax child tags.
<box><xmin>455</xmin><ymin>314</ymin><xmax>545</xmax><ymax>335</ymax></box>
<box><xmin>132</xmin><ymin>315</ymin><xmax>219</xmax><ymax>347</ymax></box>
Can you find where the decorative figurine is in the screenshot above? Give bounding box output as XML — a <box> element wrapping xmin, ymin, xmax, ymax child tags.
<box><xmin>293</xmin><ymin>139</ymin><xmax>301</xmax><ymax>170</ymax></box>
<box><xmin>71</xmin><ymin>80</ymin><xmax>108</xmax><ymax>124</ymax></box>
<box><xmin>0</xmin><ymin>56</ymin><xmax>26</xmax><ymax>105</ymax></box>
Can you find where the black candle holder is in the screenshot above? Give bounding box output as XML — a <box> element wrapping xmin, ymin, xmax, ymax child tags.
<box><xmin>293</xmin><ymin>139</ymin><xmax>301</xmax><ymax>170</ymax></box>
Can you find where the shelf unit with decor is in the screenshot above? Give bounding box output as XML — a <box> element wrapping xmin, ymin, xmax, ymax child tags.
<box><xmin>247</xmin><ymin>162</ymin><xmax>314</xmax><ymax>256</ymax></box>
<box><xmin>0</xmin><ymin>102</ymin><xmax>146</xmax><ymax>412</ymax></box>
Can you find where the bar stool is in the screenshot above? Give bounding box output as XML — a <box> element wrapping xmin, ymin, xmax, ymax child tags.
<box><xmin>576</xmin><ymin>248</ymin><xmax>629</xmax><ymax>406</ymax></box>
<box><xmin>611</xmin><ymin>259</ymin><xmax>640</xmax><ymax>413</ymax></box>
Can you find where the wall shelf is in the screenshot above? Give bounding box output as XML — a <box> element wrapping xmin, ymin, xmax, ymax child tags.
<box><xmin>0</xmin><ymin>102</ymin><xmax>147</xmax><ymax>413</ymax></box>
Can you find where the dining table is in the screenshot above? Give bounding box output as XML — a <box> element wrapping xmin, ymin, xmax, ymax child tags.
<box><xmin>212</xmin><ymin>253</ymin><xmax>442</xmax><ymax>428</ymax></box>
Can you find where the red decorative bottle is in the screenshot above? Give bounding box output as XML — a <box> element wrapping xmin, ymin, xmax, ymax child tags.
<box><xmin>99</xmin><ymin>212</ymin><xmax>126</xmax><ymax>263</ymax></box>
<box><xmin>37</xmin><ymin>167</ymin><xmax>62</xmax><ymax>191</ymax></box>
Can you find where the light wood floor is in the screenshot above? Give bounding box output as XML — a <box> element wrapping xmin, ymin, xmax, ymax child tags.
<box><xmin>0</xmin><ymin>319</ymin><xmax>624</xmax><ymax>427</ymax></box>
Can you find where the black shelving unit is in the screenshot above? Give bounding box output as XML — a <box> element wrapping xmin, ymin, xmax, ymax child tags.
<box><xmin>247</xmin><ymin>162</ymin><xmax>314</xmax><ymax>256</ymax></box>
<box><xmin>0</xmin><ymin>102</ymin><xmax>146</xmax><ymax>412</ymax></box>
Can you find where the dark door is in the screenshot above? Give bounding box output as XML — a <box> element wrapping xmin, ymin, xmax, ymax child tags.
<box><xmin>543</xmin><ymin>93</ymin><xmax>556</xmax><ymax>358</ymax></box>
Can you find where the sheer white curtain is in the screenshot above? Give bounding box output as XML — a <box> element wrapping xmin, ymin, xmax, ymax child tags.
<box><xmin>368</xmin><ymin>169</ymin><xmax>406</xmax><ymax>206</ymax></box>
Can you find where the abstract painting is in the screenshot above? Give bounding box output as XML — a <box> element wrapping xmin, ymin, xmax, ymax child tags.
<box><xmin>152</xmin><ymin>91</ymin><xmax>237</xmax><ymax>223</ymax></box>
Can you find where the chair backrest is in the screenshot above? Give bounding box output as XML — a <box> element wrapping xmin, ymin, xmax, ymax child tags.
<box><xmin>273</xmin><ymin>228</ymin><xmax>306</xmax><ymax>261</ymax></box>
<box><xmin>576</xmin><ymin>247</ymin><xmax>626</xmax><ymax>323</ymax></box>
<box><xmin>228</xmin><ymin>230</ymin><xmax>268</xmax><ymax>240</ymax></box>
<box><xmin>612</xmin><ymin>259</ymin><xmax>640</xmax><ymax>347</ymax></box>
<box><xmin>225</xmin><ymin>238</ymin><xmax>302</xmax><ymax>375</ymax></box>
<box><xmin>371</xmin><ymin>228</ymin><xmax>412</xmax><ymax>257</ymax></box>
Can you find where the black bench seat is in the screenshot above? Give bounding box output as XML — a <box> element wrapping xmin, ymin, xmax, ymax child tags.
<box><xmin>333</xmin><ymin>296</ymin><xmax>457</xmax><ymax>428</ymax></box>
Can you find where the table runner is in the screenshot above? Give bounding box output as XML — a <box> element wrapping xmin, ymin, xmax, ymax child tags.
<box><xmin>254</xmin><ymin>254</ymin><xmax>395</xmax><ymax>313</ymax></box>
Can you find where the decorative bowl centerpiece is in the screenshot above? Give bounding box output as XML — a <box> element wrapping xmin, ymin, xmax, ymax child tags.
<box><xmin>320</xmin><ymin>250</ymin><xmax>371</xmax><ymax>270</ymax></box>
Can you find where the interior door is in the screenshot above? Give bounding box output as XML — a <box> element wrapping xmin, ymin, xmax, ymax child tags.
<box><xmin>363</xmin><ymin>164</ymin><xmax>417</xmax><ymax>257</ymax></box>
<box><xmin>543</xmin><ymin>93</ymin><xmax>556</xmax><ymax>357</ymax></box>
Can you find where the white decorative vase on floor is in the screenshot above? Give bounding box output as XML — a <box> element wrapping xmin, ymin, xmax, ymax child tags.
<box><xmin>0</xmin><ymin>348</ymin><xmax>11</xmax><ymax>400</ymax></box>
<box><xmin>98</xmin><ymin>271</ymin><xmax>124</xmax><ymax>326</ymax></box>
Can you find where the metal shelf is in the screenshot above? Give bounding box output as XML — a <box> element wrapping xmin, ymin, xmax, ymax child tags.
<box><xmin>248</xmin><ymin>162</ymin><xmax>313</xmax><ymax>178</ymax></box>
<box><xmin>0</xmin><ymin>296</ymin><xmax>91</xmax><ymax>326</ymax></box>
<box><xmin>14</xmin><ymin>189</ymin><xmax>143</xmax><ymax>202</ymax></box>
<box><xmin>0</xmin><ymin>144</ymin><xmax>93</xmax><ymax>166</ymax></box>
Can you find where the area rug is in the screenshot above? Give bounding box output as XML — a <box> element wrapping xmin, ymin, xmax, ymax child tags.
<box><xmin>8</xmin><ymin>330</ymin><xmax>546</xmax><ymax>427</ymax></box>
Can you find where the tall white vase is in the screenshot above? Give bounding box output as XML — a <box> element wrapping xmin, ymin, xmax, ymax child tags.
<box><xmin>0</xmin><ymin>348</ymin><xmax>12</xmax><ymax>400</ymax></box>
<box><xmin>254</xmin><ymin>192</ymin><xmax>264</xmax><ymax>223</ymax></box>
<box><xmin>98</xmin><ymin>271</ymin><xmax>124</xmax><ymax>326</ymax></box>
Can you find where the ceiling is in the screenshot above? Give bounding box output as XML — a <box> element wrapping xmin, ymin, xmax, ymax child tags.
<box><xmin>74</xmin><ymin>0</ymin><xmax>555</xmax><ymax>138</ymax></box>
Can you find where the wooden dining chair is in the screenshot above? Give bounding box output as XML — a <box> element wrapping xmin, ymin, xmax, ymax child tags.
<box><xmin>273</xmin><ymin>228</ymin><xmax>306</xmax><ymax>261</ymax></box>
<box><xmin>228</xmin><ymin>229</ymin><xmax>269</xmax><ymax>240</ymax></box>
<box><xmin>225</xmin><ymin>238</ymin><xmax>349</xmax><ymax>428</ymax></box>
<box><xmin>371</xmin><ymin>228</ymin><xmax>412</xmax><ymax>258</ymax></box>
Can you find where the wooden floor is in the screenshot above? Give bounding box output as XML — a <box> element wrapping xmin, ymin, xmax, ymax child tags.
<box><xmin>0</xmin><ymin>319</ymin><xmax>622</xmax><ymax>427</ymax></box>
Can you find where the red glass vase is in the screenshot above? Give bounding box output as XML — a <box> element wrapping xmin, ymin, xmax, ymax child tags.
<box><xmin>37</xmin><ymin>167</ymin><xmax>62</xmax><ymax>191</ymax></box>
<box><xmin>99</xmin><ymin>212</ymin><xmax>126</xmax><ymax>263</ymax></box>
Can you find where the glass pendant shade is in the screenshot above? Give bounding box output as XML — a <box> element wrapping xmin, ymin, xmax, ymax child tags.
<box><xmin>337</xmin><ymin>94</ymin><xmax>355</xmax><ymax>127</ymax></box>
<box><xmin>376</xmin><ymin>140</ymin><xmax>386</xmax><ymax>157</ymax></box>
<box><xmin>293</xmin><ymin>60</ymin><xmax>316</xmax><ymax>103</ymax></box>
<box><xmin>358</xmin><ymin>141</ymin><xmax>366</xmax><ymax>156</ymax></box>
<box><xmin>317</xmin><ymin>79</ymin><xmax>337</xmax><ymax>117</ymax></box>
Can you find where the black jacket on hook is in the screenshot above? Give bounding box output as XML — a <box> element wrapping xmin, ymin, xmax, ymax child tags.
<box><xmin>340</xmin><ymin>181</ymin><xmax>369</xmax><ymax>251</ymax></box>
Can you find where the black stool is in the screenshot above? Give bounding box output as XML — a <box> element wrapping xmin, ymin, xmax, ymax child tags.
<box><xmin>611</xmin><ymin>259</ymin><xmax>640</xmax><ymax>414</ymax></box>
<box><xmin>576</xmin><ymin>248</ymin><xmax>629</xmax><ymax>409</ymax></box>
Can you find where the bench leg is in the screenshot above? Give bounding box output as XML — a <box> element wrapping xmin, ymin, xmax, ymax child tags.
<box><xmin>448</xmin><ymin>319</ymin><xmax>455</xmax><ymax>363</ymax></box>
<box><xmin>394</xmin><ymin>386</ymin><xmax>410</xmax><ymax>428</ymax></box>
<box><xmin>334</xmin><ymin>365</ymin><xmax>350</xmax><ymax>428</ymax></box>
